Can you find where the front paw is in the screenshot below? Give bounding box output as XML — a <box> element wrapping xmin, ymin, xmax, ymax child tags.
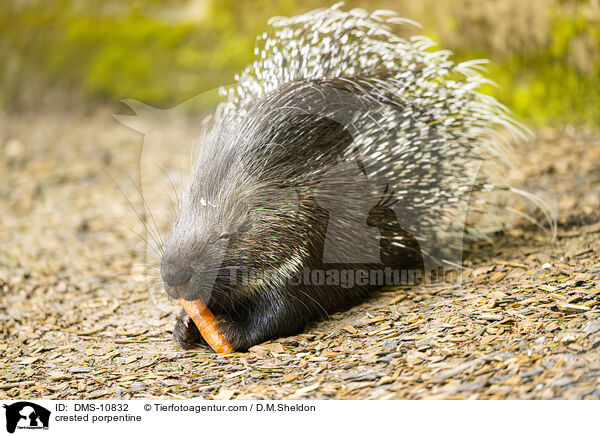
<box><xmin>215</xmin><ymin>316</ymin><xmax>256</xmax><ymax>352</ymax></box>
<box><xmin>173</xmin><ymin>309</ymin><xmax>253</xmax><ymax>352</ymax></box>
<box><xmin>172</xmin><ymin>308</ymin><xmax>206</xmax><ymax>350</ymax></box>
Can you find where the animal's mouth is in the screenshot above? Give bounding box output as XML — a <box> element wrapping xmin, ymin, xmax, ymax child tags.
<box><xmin>163</xmin><ymin>283</ymin><xmax>186</xmax><ymax>299</ymax></box>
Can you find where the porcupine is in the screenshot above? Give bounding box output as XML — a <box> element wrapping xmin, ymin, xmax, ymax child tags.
<box><xmin>160</xmin><ymin>4</ymin><xmax>537</xmax><ymax>351</ymax></box>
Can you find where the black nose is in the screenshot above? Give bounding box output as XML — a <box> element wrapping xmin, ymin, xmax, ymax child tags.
<box><xmin>160</xmin><ymin>262</ymin><xmax>193</xmax><ymax>288</ymax></box>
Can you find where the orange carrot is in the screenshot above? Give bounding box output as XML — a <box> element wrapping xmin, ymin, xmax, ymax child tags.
<box><xmin>178</xmin><ymin>298</ymin><xmax>234</xmax><ymax>353</ymax></box>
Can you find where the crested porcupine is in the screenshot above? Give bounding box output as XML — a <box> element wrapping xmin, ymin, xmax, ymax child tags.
<box><xmin>159</xmin><ymin>5</ymin><xmax>549</xmax><ymax>351</ymax></box>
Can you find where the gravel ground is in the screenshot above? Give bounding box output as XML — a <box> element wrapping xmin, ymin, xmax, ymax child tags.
<box><xmin>1</xmin><ymin>110</ymin><xmax>599</xmax><ymax>400</ymax></box>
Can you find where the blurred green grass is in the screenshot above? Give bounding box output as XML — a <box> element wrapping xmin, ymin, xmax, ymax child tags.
<box><xmin>1</xmin><ymin>0</ymin><xmax>599</xmax><ymax>125</ymax></box>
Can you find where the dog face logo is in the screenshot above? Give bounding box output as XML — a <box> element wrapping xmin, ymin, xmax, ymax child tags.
<box><xmin>2</xmin><ymin>402</ymin><xmax>50</xmax><ymax>433</ymax></box>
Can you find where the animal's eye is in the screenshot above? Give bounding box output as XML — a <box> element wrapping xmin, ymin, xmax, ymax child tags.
<box><xmin>218</xmin><ymin>232</ymin><xmax>231</xmax><ymax>241</ymax></box>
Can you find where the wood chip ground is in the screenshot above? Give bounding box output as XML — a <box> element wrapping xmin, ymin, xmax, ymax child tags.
<box><xmin>1</xmin><ymin>112</ymin><xmax>599</xmax><ymax>399</ymax></box>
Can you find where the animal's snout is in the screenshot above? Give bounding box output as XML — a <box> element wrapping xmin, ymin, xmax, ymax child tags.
<box><xmin>160</xmin><ymin>261</ymin><xmax>193</xmax><ymax>298</ymax></box>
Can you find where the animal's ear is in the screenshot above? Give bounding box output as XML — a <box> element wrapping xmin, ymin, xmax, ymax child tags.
<box><xmin>113</xmin><ymin>99</ymin><xmax>163</xmax><ymax>134</ymax></box>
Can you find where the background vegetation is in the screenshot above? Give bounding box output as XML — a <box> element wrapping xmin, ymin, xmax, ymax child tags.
<box><xmin>1</xmin><ymin>0</ymin><xmax>599</xmax><ymax>124</ymax></box>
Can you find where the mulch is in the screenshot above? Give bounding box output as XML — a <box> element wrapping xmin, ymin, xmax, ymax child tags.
<box><xmin>1</xmin><ymin>112</ymin><xmax>599</xmax><ymax>399</ymax></box>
